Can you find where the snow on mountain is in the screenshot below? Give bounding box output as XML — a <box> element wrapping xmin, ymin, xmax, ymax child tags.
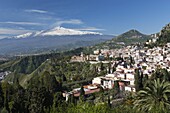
<box><xmin>34</xmin><ymin>30</ymin><xmax>44</xmax><ymax>36</ymax></box>
<box><xmin>14</xmin><ymin>32</ymin><xmax>33</xmax><ymax>39</ymax></box>
<box><xmin>13</xmin><ymin>27</ymin><xmax>102</xmax><ymax>39</ymax></box>
<box><xmin>42</xmin><ymin>26</ymin><xmax>102</xmax><ymax>36</ymax></box>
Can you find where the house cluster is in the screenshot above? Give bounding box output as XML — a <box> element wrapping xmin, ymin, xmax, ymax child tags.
<box><xmin>63</xmin><ymin>84</ymin><xmax>101</xmax><ymax>101</ymax></box>
<box><xmin>70</xmin><ymin>51</ymin><xmax>105</xmax><ymax>63</ymax></box>
<box><xmin>66</xmin><ymin>36</ymin><xmax>170</xmax><ymax>101</ymax></box>
<box><xmin>91</xmin><ymin>43</ymin><xmax>170</xmax><ymax>92</ymax></box>
<box><xmin>146</xmin><ymin>33</ymin><xmax>159</xmax><ymax>45</ymax></box>
<box><xmin>0</xmin><ymin>71</ymin><xmax>11</xmax><ymax>81</ymax></box>
<box><xmin>63</xmin><ymin>57</ymin><xmax>136</xmax><ymax>101</ymax></box>
<box><xmin>147</xmin><ymin>24</ymin><xmax>170</xmax><ymax>45</ymax></box>
<box><xmin>92</xmin><ymin>60</ymin><xmax>136</xmax><ymax>88</ymax></box>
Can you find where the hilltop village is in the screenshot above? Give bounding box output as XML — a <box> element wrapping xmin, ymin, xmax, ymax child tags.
<box><xmin>64</xmin><ymin>30</ymin><xmax>170</xmax><ymax>100</ymax></box>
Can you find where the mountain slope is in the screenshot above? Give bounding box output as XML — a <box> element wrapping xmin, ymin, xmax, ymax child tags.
<box><xmin>92</xmin><ymin>29</ymin><xmax>152</xmax><ymax>49</ymax></box>
<box><xmin>1</xmin><ymin>29</ymin><xmax>151</xmax><ymax>87</ymax></box>
<box><xmin>0</xmin><ymin>27</ymin><xmax>114</xmax><ymax>55</ymax></box>
<box><xmin>13</xmin><ymin>27</ymin><xmax>102</xmax><ymax>39</ymax></box>
<box><xmin>114</xmin><ymin>29</ymin><xmax>147</xmax><ymax>40</ymax></box>
<box><xmin>41</xmin><ymin>26</ymin><xmax>102</xmax><ymax>36</ymax></box>
<box><xmin>155</xmin><ymin>23</ymin><xmax>170</xmax><ymax>45</ymax></box>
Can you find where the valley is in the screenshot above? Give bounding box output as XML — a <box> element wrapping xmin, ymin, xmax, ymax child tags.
<box><xmin>0</xmin><ymin>1</ymin><xmax>170</xmax><ymax>112</ymax></box>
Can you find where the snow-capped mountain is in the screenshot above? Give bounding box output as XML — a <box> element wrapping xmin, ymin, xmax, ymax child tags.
<box><xmin>14</xmin><ymin>33</ymin><xmax>32</xmax><ymax>39</ymax></box>
<box><xmin>13</xmin><ymin>27</ymin><xmax>102</xmax><ymax>39</ymax></box>
<box><xmin>42</xmin><ymin>26</ymin><xmax>102</xmax><ymax>36</ymax></box>
<box><xmin>0</xmin><ymin>27</ymin><xmax>113</xmax><ymax>55</ymax></box>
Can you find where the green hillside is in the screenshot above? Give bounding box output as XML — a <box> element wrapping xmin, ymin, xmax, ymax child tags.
<box><xmin>2</xmin><ymin>50</ymin><xmax>103</xmax><ymax>88</ymax></box>
<box><xmin>0</xmin><ymin>29</ymin><xmax>152</xmax><ymax>88</ymax></box>
<box><xmin>0</xmin><ymin>54</ymin><xmax>53</xmax><ymax>74</ymax></box>
<box><xmin>92</xmin><ymin>29</ymin><xmax>152</xmax><ymax>49</ymax></box>
<box><xmin>156</xmin><ymin>23</ymin><xmax>170</xmax><ymax>45</ymax></box>
<box><xmin>144</xmin><ymin>23</ymin><xmax>170</xmax><ymax>48</ymax></box>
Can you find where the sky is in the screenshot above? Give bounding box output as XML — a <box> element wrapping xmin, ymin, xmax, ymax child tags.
<box><xmin>0</xmin><ymin>0</ymin><xmax>170</xmax><ymax>38</ymax></box>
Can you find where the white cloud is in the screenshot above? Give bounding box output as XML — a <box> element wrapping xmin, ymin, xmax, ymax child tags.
<box><xmin>25</xmin><ymin>9</ymin><xmax>48</xmax><ymax>14</ymax></box>
<box><xmin>75</xmin><ymin>27</ymin><xmax>105</xmax><ymax>31</ymax></box>
<box><xmin>55</xmin><ymin>19</ymin><xmax>83</xmax><ymax>26</ymax></box>
<box><xmin>0</xmin><ymin>28</ymin><xmax>33</xmax><ymax>35</ymax></box>
<box><xmin>0</xmin><ymin>21</ymin><xmax>46</xmax><ymax>26</ymax></box>
<box><xmin>53</xmin><ymin>19</ymin><xmax>104</xmax><ymax>31</ymax></box>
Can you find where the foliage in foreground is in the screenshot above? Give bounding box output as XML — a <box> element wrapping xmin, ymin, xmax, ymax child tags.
<box><xmin>134</xmin><ymin>78</ymin><xmax>170</xmax><ymax>113</ymax></box>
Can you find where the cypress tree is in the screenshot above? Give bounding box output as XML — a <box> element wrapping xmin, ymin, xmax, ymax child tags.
<box><xmin>79</xmin><ymin>85</ymin><xmax>85</xmax><ymax>102</ymax></box>
<box><xmin>1</xmin><ymin>82</ymin><xmax>10</xmax><ymax>112</ymax></box>
<box><xmin>0</xmin><ymin>82</ymin><xmax>4</xmax><ymax>109</ymax></box>
<box><xmin>134</xmin><ymin>69</ymin><xmax>140</xmax><ymax>91</ymax></box>
<box><xmin>107</xmin><ymin>93</ymin><xmax>111</xmax><ymax>108</ymax></box>
<box><xmin>134</xmin><ymin>69</ymin><xmax>143</xmax><ymax>91</ymax></box>
<box><xmin>11</xmin><ymin>79</ymin><xmax>25</xmax><ymax>113</ymax></box>
<box><xmin>99</xmin><ymin>86</ymin><xmax>104</xmax><ymax>102</ymax></box>
<box><xmin>114</xmin><ymin>81</ymin><xmax>120</xmax><ymax>94</ymax></box>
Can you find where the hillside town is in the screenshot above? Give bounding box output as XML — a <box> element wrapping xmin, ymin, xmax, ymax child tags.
<box><xmin>1</xmin><ymin>1</ymin><xmax>170</xmax><ymax>112</ymax></box>
<box><xmin>64</xmin><ymin>32</ymin><xmax>170</xmax><ymax>101</ymax></box>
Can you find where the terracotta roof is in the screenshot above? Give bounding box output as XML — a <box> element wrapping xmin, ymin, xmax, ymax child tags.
<box><xmin>74</xmin><ymin>88</ymin><xmax>100</xmax><ymax>97</ymax></box>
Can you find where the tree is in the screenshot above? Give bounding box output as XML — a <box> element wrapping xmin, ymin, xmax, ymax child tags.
<box><xmin>79</xmin><ymin>85</ymin><xmax>85</xmax><ymax>102</ymax></box>
<box><xmin>100</xmin><ymin>62</ymin><xmax>104</xmax><ymax>71</ymax></box>
<box><xmin>140</xmin><ymin>71</ymin><xmax>143</xmax><ymax>88</ymax></box>
<box><xmin>1</xmin><ymin>82</ymin><xmax>10</xmax><ymax>112</ymax></box>
<box><xmin>107</xmin><ymin>93</ymin><xmax>111</xmax><ymax>108</ymax></box>
<box><xmin>99</xmin><ymin>86</ymin><xmax>104</xmax><ymax>102</ymax></box>
<box><xmin>1</xmin><ymin>108</ymin><xmax>8</xmax><ymax>113</ymax></box>
<box><xmin>133</xmin><ymin>78</ymin><xmax>170</xmax><ymax>112</ymax></box>
<box><xmin>10</xmin><ymin>80</ymin><xmax>25</xmax><ymax>113</ymax></box>
<box><xmin>49</xmin><ymin>92</ymin><xmax>64</xmax><ymax>113</ymax></box>
<box><xmin>151</xmin><ymin>68</ymin><xmax>170</xmax><ymax>82</ymax></box>
<box><xmin>129</xmin><ymin>55</ymin><xmax>134</xmax><ymax>65</ymax></box>
<box><xmin>68</xmin><ymin>94</ymin><xmax>75</xmax><ymax>104</ymax></box>
<box><xmin>114</xmin><ymin>81</ymin><xmax>120</xmax><ymax>94</ymax></box>
<box><xmin>0</xmin><ymin>82</ymin><xmax>4</xmax><ymax>109</ymax></box>
<box><xmin>134</xmin><ymin>69</ymin><xmax>143</xmax><ymax>91</ymax></box>
<box><xmin>124</xmin><ymin>74</ymin><xmax>127</xmax><ymax>79</ymax></box>
<box><xmin>28</xmin><ymin>85</ymin><xmax>53</xmax><ymax>113</ymax></box>
<box><xmin>42</xmin><ymin>71</ymin><xmax>61</xmax><ymax>93</ymax></box>
<box><xmin>142</xmin><ymin>74</ymin><xmax>149</xmax><ymax>87</ymax></box>
<box><xmin>108</xmin><ymin>62</ymin><xmax>111</xmax><ymax>74</ymax></box>
<box><xmin>52</xmin><ymin>92</ymin><xmax>64</xmax><ymax>108</ymax></box>
<box><xmin>112</xmin><ymin>66</ymin><xmax>116</xmax><ymax>73</ymax></box>
<box><xmin>28</xmin><ymin>86</ymin><xmax>42</xmax><ymax>113</ymax></box>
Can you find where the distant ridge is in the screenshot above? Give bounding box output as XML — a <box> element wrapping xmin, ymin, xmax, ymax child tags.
<box><xmin>92</xmin><ymin>29</ymin><xmax>151</xmax><ymax>50</ymax></box>
<box><xmin>0</xmin><ymin>27</ymin><xmax>113</xmax><ymax>55</ymax></box>
<box><xmin>114</xmin><ymin>29</ymin><xmax>148</xmax><ymax>40</ymax></box>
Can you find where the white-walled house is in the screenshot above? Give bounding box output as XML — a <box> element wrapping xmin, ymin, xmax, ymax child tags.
<box><xmin>153</xmin><ymin>55</ymin><xmax>164</xmax><ymax>62</ymax></box>
<box><xmin>92</xmin><ymin>77</ymin><xmax>102</xmax><ymax>85</ymax></box>
<box><xmin>102</xmin><ymin>79</ymin><xmax>114</xmax><ymax>89</ymax></box>
<box><xmin>126</xmin><ymin>73</ymin><xmax>135</xmax><ymax>80</ymax></box>
<box><xmin>125</xmin><ymin>85</ymin><xmax>136</xmax><ymax>92</ymax></box>
<box><xmin>92</xmin><ymin>77</ymin><xmax>115</xmax><ymax>89</ymax></box>
<box><xmin>129</xmin><ymin>80</ymin><xmax>135</xmax><ymax>85</ymax></box>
